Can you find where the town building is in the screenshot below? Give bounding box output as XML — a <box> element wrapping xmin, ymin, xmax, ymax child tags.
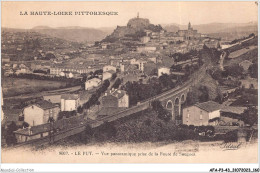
<box><xmin>102</xmin><ymin>71</ymin><xmax>114</xmax><ymax>81</ymax></box>
<box><xmin>101</xmin><ymin>89</ymin><xmax>129</xmax><ymax>108</ymax></box>
<box><xmin>85</xmin><ymin>78</ymin><xmax>102</xmax><ymax>90</ymax></box>
<box><xmin>137</xmin><ymin>46</ymin><xmax>157</xmax><ymax>53</ymax></box>
<box><xmin>158</xmin><ymin>67</ymin><xmax>171</xmax><ymax>77</ymax></box>
<box><xmin>140</xmin><ymin>36</ymin><xmax>150</xmax><ymax>43</ymax></box>
<box><xmin>23</xmin><ymin>100</ymin><xmax>60</xmax><ymax>126</ymax></box>
<box><xmin>182</xmin><ymin>101</ymin><xmax>222</xmax><ymax>126</ymax></box>
<box><xmin>2</xmin><ymin>58</ymin><xmax>10</xmax><ymax>64</ymax></box>
<box><xmin>43</xmin><ymin>95</ymin><xmax>62</xmax><ymax>104</ymax></box>
<box><xmin>103</xmin><ymin>65</ymin><xmax>117</xmax><ymax>73</ymax></box>
<box><xmin>60</xmin><ymin>71</ymin><xmax>81</xmax><ymax>78</ymax></box>
<box><xmin>120</xmin><ymin>64</ymin><xmax>125</xmax><ymax>72</ymax></box>
<box><xmin>177</xmin><ymin>22</ymin><xmax>201</xmax><ymax>40</ymax></box>
<box><xmin>239</xmin><ymin>60</ymin><xmax>253</xmax><ymax>71</ymax></box>
<box><xmin>50</xmin><ymin>65</ymin><xmax>96</xmax><ymax>76</ymax></box>
<box><xmin>220</xmin><ymin>106</ymin><xmax>247</xmax><ymax>126</ymax></box>
<box><xmin>61</xmin><ymin>94</ymin><xmax>80</xmax><ymax>112</ymax></box>
<box><xmin>240</xmin><ymin>77</ymin><xmax>258</xmax><ymax>89</ymax></box>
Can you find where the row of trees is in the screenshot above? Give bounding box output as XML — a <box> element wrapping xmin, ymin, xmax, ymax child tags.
<box><xmin>111</xmin><ymin>78</ymin><xmax>122</xmax><ymax>89</ymax></box>
<box><xmin>168</xmin><ymin>49</ymin><xmax>198</xmax><ymax>63</ymax></box>
<box><xmin>78</xmin><ymin>108</ymin><xmax>198</xmax><ymax>143</ymax></box>
<box><xmin>151</xmin><ymin>100</ymin><xmax>171</xmax><ymax>121</ymax></box>
<box><xmin>120</xmin><ymin>71</ymin><xmax>191</xmax><ymax>106</ymax></box>
<box><xmin>248</xmin><ymin>63</ymin><xmax>257</xmax><ymax>79</ymax></box>
<box><xmin>79</xmin><ymin>80</ymin><xmax>110</xmax><ymax>112</ymax></box>
<box><xmin>185</xmin><ymin>85</ymin><xmax>210</xmax><ymax>106</ymax></box>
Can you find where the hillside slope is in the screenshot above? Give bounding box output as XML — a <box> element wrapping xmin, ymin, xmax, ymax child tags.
<box><xmin>31</xmin><ymin>26</ymin><xmax>111</xmax><ymax>43</ymax></box>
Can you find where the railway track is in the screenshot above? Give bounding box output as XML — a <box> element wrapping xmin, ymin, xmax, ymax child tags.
<box><xmin>5</xmin><ymin>62</ymin><xmax>208</xmax><ymax>149</ymax></box>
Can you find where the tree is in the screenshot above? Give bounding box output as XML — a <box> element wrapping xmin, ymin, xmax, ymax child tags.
<box><xmin>77</xmin><ymin>106</ymin><xmax>84</xmax><ymax>114</ymax></box>
<box><xmin>248</xmin><ymin>63</ymin><xmax>257</xmax><ymax>78</ymax></box>
<box><xmin>159</xmin><ymin>74</ymin><xmax>174</xmax><ymax>89</ymax></box>
<box><xmin>45</xmin><ymin>53</ymin><xmax>56</xmax><ymax>60</ymax></box>
<box><xmin>224</xmin><ymin>64</ymin><xmax>244</xmax><ymax>77</ymax></box>
<box><xmin>111</xmin><ymin>73</ymin><xmax>117</xmax><ymax>80</ymax></box>
<box><xmin>151</xmin><ymin>100</ymin><xmax>164</xmax><ymax>112</ymax></box>
<box><xmin>96</xmin><ymin>101</ymin><xmax>101</xmax><ymax>111</ymax></box>
<box><xmin>4</xmin><ymin>121</ymin><xmax>18</xmax><ymax>146</ymax></box>
<box><xmin>111</xmin><ymin>78</ymin><xmax>121</xmax><ymax>89</ymax></box>
<box><xmin>198</xmin><ymin>86</ymin><xmax>209</xmax><ymax>102</ymax></box>
<box><xmin>240</xmin><ymin>106</ymin><xmax>258</xmax><ymax>126</ymax></box>
<box><xmin>171</xmin><ymin>64</ymin><xmax>182</xmax><ymax>72</ymax></box>
<box><xmin>93</xmin><ymin>69</ymin><xmax>103</xmax><ymax>76</ymax></box>
<box><xmin>94</xmin><ymin>122</ymin><xmax>117</xmax><ymax>142</ymax></box>
<box><xmin>80</xmin><ymin>125</ymin><xmax>93</xmax><ymax>144</ymax></box>
<box><xmin>185</xmin><ymin>91</ymin><xmax>199</xmax><ymax>106</ymax></box>
<box><xmin>151</xmin><ymin>100</ymin><xmax>171</xmax><ymax>122</ymax></box>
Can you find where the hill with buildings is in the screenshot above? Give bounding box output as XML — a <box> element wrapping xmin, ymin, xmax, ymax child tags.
<box><xmin>163</xmin><ymin>22</ymin><xmax>257</xmax><ymax>35</ymax></box>
<box><xmin>102</xmin><ymin>14</ymin><xmax>163</xmax><ymax>42</ymax></box>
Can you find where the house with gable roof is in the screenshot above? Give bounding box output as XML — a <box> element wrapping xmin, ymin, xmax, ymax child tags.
<box><xmin>183</xmin><ymin>101</ymin><xmax>222</xmax><ymax>126</ymax></box>
<box><xmin>23</xmin><ymin>100</ymin><xmax>60</xmax><ymax>126</ymax></box>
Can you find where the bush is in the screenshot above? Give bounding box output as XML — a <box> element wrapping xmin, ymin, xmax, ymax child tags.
<box><xmin>93</xmin><ymin>122</ymin><xmax>117</xmax><ymax>142</ymax></box>
<box><xmin>224</xmin><ymin>130</ymin><xmax>238</xmax><ymax>142</ymax></box>
<box><xmin>4</xmin><ymin>121</ymin><xmax>18</xmax><ymax>146</ymax></box>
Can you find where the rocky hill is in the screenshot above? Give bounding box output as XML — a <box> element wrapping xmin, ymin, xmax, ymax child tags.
<box><xmin>103</xmin><ymin>16</ymin><xmax>163</xmax><ymax>42</ymax></box>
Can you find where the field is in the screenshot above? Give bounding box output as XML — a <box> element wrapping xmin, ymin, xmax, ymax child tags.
<box><xmin>224</xmin><ymin>47</ymin><xmax>258</xmax><ymax>67</ymax></box>
<box><xmin>2</xmin><ymin>77</ymin><xmax>68</xmax><ymax>97</ymax></box>
<box><xmin>228</xmin><ymin>45</ymin><xmax>257</xmax><ymax>59</ymax></box>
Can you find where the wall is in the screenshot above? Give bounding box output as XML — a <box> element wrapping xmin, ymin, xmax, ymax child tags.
<box><xmin>103</xmin><ymin>65</ymin><xmax>116</xmax><ymax>73</ymax></box>
<box><xmin>85</xmin><ymin>80</ymin><xmax>100</xmax><ymax>90</ymax></box>
<box><xmin>24</xmin><ymin>105</ymin><xmax>44</xmax><ymax>126</ymax></box>
<box><xmin>183</xmin><ymin>106</ymin><xmax>210</xmax><ymax>126</ymax></box>
<box><xmin>118</xmin><ymin>94</ymin><xmax>129</xmax><ymax>108</ymax></box>
<box><xmin>102</xmin><ymin>95</ymin><xmax>118</xmax><ymax>107</ymax></box>
<box><xmin>61</xmin><ymin>99</ymin><xmax>78</xmax><ymax>111</ymax></box>
<box><xmin>208</xmin><ymin>110</ymin><xmax>220</xmax><ymax>120</ymax></box>
<box><xmin>102</xmin><ymin>72</ymin><xmax>112</xmax><ymax>81</ymax></box>
<box><xmin>158</xmin><ymin>68</ymin><xmax>170</xmax><ymax>77</ymax></box>
<box><xmin>43</xmin><ymin>106</ymin><xmax>60</xmax><ymax>122</ymax></box>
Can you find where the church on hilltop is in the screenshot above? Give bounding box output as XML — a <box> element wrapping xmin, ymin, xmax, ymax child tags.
<box><xmin>177</xmin><ymin>22</ymin><xmax>201</xmax><ymax>40</ymax></box>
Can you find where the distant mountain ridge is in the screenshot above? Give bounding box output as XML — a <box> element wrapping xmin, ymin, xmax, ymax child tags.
<box><xmin>31</xmin><ymin>26</ymin><xmax>113</xmax><ymax>43</ymax></box>
<box><xmin>2</xmin><ymin>26</ymin><xmax>114</xmax><ymax>43</ymax></box>
<box><xmin>162</xmin><ymin>22</ymin><xmax>258</xmax><ymax>34</ymax></box>
<box><xmin>2</xmin><ymin>22</ymin><xmax>257</xmax><ymax>43</ymax></box>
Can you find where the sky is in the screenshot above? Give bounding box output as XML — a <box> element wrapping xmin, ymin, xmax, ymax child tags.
<box><xmin>1</xmin><ymin>1</ymin><xmax>258</xmax><ymax>29</ymax></box>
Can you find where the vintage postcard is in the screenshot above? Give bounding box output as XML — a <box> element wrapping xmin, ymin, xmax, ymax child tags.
<box><xmin>1</xmin><ymin>1</ymin><xmax>258</xmax><ymax>164</ymax></box>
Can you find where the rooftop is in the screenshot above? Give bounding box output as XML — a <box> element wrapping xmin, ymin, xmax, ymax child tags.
<box><xmin>220</xmin><ymin>106</ymin><xmax>247</xmax><ymax>115</ymax></box>
<box><xmin>194</xmin><ymin>101</ymin><xmax>222</xmax><ymax>112</ymax></box>
<box><xmin>61</xmin><ymin>94</ymin><xmax>79</xmax><ymax>100</ymax></box>
<box><xmin>87</xmin><ymin>78</ymin><xmax>101</xmax><ymax>83</ymax></box>
<box><xmin>111</xmin><ymin>89</ymin><xmax>127</xmax><ymax>99</ymax></box>
<box><xmin>33</xmin><ymin>100</ymin><xmax>59</xmax><ymax>110</ymax></box>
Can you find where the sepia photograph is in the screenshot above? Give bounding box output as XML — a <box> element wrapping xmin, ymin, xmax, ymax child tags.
<box><xmin>0</xmin><ymin>0</ymin><xmax>258</xmax><ymax>167</ymax></box>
